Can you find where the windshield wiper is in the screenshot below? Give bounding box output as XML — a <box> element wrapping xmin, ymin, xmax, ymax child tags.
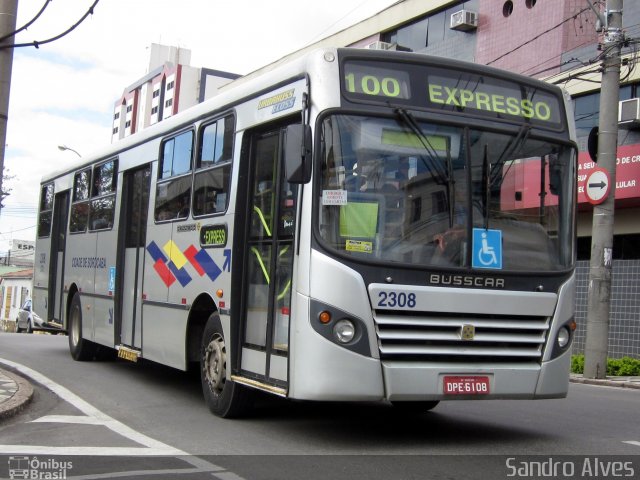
<box><xmin>490</xmin><ymin>124</ymin><xmax>531</xmax><ymax>188</ymax></box>
<box><xmin>394</xmin><ymin>108</ymin><xmax>457</xmax><ymax>228</ymax></box>
<box><xmin>482</xmin><ymin>143</ymin><xmax>490</xmax><ymax>230</ymax></box>
<box><xmin>394</xmin><ymin>108</ymin><xmax>449</xmax><ymax>185</ymax></box>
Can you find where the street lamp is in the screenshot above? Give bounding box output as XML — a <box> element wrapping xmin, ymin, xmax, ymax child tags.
<box><xmin>58</xmin><ymin>145</ymin><xmax>81</xmax><ymax>157</ymax></box>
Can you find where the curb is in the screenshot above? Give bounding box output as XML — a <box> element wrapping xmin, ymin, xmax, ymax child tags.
<box><xmin>570</xmin><ymin>375</ymin><xmax>640</xmax><ymax>390</ymax></box>
<box><xmin>0</xmin><ymin>368</ymin><xmax>34</xmax><ymax>420</ymax></box>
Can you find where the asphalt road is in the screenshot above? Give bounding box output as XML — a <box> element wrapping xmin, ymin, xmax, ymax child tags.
<box><xmin>1</xmin><ymin>332</ymin><xmax>639</xmax><ymax>479</ymax></box>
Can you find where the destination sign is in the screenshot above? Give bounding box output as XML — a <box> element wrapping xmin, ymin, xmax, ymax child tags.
<box><xmin>200</xmin><ymin>224</ymin><xmax>227</xmax><ymax>248</ymax></box>
<box><xmin>342</xmin><ymin>60</ymin><xmax>564</xmax><ymax>128</ymax></box>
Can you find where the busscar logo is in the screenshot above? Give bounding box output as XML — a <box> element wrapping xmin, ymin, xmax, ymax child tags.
<box><xmin>428</xmin><ymin>273</ymin><xmax>505</xmax><ymax>289</ymax></box>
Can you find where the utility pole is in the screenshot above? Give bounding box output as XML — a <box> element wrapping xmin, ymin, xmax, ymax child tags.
<box><xmin>584</xmin><ymin>0</ymin><xmax>624</xmax><ymax>379</ymax></box>
<box><xmin>0</xmin><ymin>0</ymin><xmax>18</xmax><ymax>212</ymax></box>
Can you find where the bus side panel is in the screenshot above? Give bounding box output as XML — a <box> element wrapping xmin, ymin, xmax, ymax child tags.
<box><xmin>142</xmin><ymin>304</ymin><xmax>187</xmax><ymax>370</ymax></box>
<box><xmin>142</xmin><ymin>210</ymin><xmax>171</xmax><ymax>305</ymax></box>
<box><xmin>65</xmin><ymin>231</ymin><xmax>98</xmax><ymax>340</ymax></box>
<box><xmin>140</xmin><ymin>220</ymin><xmax>176</xmax><ymax>364</ymax></box>
<box><xmin>93</xmin><ymin>229</ymin><xmax>118</xmax><ymax>347</ymax></box>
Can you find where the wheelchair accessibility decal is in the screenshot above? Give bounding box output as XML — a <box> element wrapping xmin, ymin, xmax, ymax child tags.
<box><xmin>472</xmin><ymin>228</ymin><xmax>502</xmax><ymax>270</ymax></box>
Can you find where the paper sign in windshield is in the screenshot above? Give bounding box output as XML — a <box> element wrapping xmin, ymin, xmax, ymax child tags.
<box><xmin>322</xmin><ymin>190</ymin><xmax>348</xmax><ymax>205</ymax></box>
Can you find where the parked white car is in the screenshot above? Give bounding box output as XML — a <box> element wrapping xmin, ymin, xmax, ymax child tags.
<box><xmin>16</xmin><ymin>298</ymin><xmax>44</xmax><ymax>333</ymax></box>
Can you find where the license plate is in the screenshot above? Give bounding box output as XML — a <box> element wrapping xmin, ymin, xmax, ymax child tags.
<box><xmin>443</xmin><ymin>376</ymin><xmax>490</xmax><ymax>395</ymax></box>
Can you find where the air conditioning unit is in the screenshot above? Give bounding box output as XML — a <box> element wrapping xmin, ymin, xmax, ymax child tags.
<box><xmin>450</xmin><ymin>9</ymin><xmax>478</xmax><ymax>31</ymax></box>
<box><xmin>619</xmin><ymin>98</ymin><xmax>640</xmax><ymax>128</ymax></box>
<box><xmin>366</xmin><ymin>41</ymin><xmax>396</xmax><ymax>51</ymax></box>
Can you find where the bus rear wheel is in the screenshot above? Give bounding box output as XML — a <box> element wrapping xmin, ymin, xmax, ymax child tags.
<box><xmin>200</xmin><ymin>313</ymin><xmax>252</xmax><ymax>418</ymax></box>
<box><xmin>68</xmin><ymin>292</ymin><xmax>98</xmax><ymax>361</ymax></box>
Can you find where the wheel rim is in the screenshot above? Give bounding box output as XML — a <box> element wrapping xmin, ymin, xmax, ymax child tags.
<box><xmin>70</xmin><ymin>305</ymin><xmax>81</xmax><ymax>346</ymax></box>
<box><xmin>203</xmin><ymin>333</ymin><xmax>226</xmax><ymax>396</ymax></box>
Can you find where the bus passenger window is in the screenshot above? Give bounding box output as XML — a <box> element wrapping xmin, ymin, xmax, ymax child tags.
<box><xmin>38</xmin><ymin>183</ymin><xmax>54</xmax><ymax>238</ymax></box>
<box><xmin>194</xmin><ymin>115</ymin><xmax>234</xmax><ymax>217</ymax></box>
<box><xmin>159</xmin><ymin>130</ymin><xmax>193</xmax><ymax>180</ymax></box>
<box><xmin>155</xmin><ymin>130</ymin><xmax>194</xmax><ymax>221</ymax></box>
<box><xmin>193</xmin><ymin>166</ymin><xmax>230</xmax><ymax>216</ymax></box>
<box><xmin>89</xmin><ymin>159</ymin><xmax>117</xmax><ymax>231</ymax></box>
<box><xmin>70</xmin><ymin>202</ymin><xmax>89</xmax><ymax>233</ymax></box>
<box><xmin>155</xmin><ymin>176</ymin><xmax>191</xmax><ymax>221</ymax></box>
<box><xmin>70</xmin><ymin>169</ymin><xmax>91</xmax><ymax>233</ymax></box>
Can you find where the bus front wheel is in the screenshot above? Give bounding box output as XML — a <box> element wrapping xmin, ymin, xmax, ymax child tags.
<box><xmin>200</xmin><ymin>313</ymin><xmax>252</xmax><ymax>418</ymax></box>
<box><xmin>68</xmin><ymin>293</ymin><xmax>98</xmax><ymax>361</ymax></box>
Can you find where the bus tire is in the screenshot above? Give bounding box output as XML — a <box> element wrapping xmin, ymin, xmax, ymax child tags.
<box><xmin>200</xmin><ymin>313</ymin><xmax>252</xmax><ymax>418</ymax></box>
<box><xmin>391</xmin><ymin>400</ymin><xmax>440</xmax><ymax>413</ymax></box>
<box><xmin>68</xmin><ymin>292</ymin><xmax>97</xmax><ymax>361</ymax></box>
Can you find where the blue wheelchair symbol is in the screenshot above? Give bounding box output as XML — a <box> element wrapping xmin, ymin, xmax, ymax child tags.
<box><xmin>109</xmin><ymin>267</ymin><xmax>116</xmax><ymax>291</ymax></box>
<box><xmin>472</xmin><ymin>228</ymin><xmax>502</xmax><ymax>269</ymax></box>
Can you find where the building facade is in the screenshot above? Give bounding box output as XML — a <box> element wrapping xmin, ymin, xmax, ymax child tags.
<box><xmin>0</xmin><ymin>239</ymin><xmax>34</xmax><ymax>267</ymax></box>
<box><xmin>111</xmin><ymin>44</ymin><xmax>240</xmax><ymax>142</ymax></box>
<box><xmin>0</xmin><ymin>268</ymin><xmax>32</xmax><ymax>332</ymax></box>
<box><xmin>231</xmin><ymin>0</ymin><xmax>639</xmax><ymax>357</ymax></box>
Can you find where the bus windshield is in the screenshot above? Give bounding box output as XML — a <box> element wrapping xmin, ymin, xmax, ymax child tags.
<box><xmin>318</xmin><ymin>114</ymin><xmax>576</xmax><ymax>272</ymax></box>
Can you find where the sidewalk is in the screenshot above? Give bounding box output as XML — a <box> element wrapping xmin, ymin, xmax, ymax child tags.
<box><xmin>0</xmin><ymin>367</ymin><xmax>34</xmax><ymax>420</ymax></box>
<box><xmin>570</xmin><ymin>373</ymin><xmax>640</xmax><ymax>389</ymax></box>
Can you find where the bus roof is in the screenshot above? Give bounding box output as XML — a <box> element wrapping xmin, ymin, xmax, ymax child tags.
<box><xmin>41</xmin><ymin>47</ymin><xmax>569</xmax><ymax>183</ymax></box>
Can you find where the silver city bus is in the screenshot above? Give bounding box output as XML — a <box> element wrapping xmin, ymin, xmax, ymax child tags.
<box><xmin>34</xmin><ymin>48</ymin><xmax>577</xmax><ymax>417</ymax></box>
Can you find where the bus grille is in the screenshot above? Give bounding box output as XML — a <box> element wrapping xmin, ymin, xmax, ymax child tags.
<box><xmin>373</xmin><ymin>311</ymin><xmax>550</xmax><ymax>363</ymax></box>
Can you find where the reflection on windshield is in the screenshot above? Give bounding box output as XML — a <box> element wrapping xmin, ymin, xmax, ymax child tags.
<box><xmin>318</xmin><ymin>115</ymin><xmax>575</xmax><ymax>272</ymax></box>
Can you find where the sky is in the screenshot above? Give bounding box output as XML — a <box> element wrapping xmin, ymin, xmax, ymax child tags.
<box><xmin>0</xmin><ymin>0</ymin><xmax>398</xmax><ymax>254</ymax></box>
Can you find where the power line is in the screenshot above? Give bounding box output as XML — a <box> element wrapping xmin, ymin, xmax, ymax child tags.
<box><xmin>0</xmin><ymin>0</ymin><xmax>52</xmax><ymax>43</ymax></box>
<box><xmin>519</xmin><ymin>37</ymin><xmax>599</xmax><ymax>76</ymax></box>
<box><xmin>0</xmin><ymin>224</ymin><xmax>36</xmax><ymax>234</ymax></box>
<box><xmin>305</xmin><ymin>0</ymin><xmax>402</xmax><ymax>46</ymax></box>
<box><xmin>0</xmin><ymin>0</ymin><xmax>100</xmax><ymax>50</ymax></box>
<box><xmin>486</xmin><ymin>6</ymin><xmax>593</xmax><ymax>66</ymax></box>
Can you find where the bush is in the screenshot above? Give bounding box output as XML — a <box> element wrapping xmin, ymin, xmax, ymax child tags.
<box><xmin>571</xmin><ymin>354</ymin><xmax>585</xmax><ymax>374</ymax></box>
<box><xmin>571</xmin><ymin>354</ymin><xmax>640</xmax><ymax>376</ymax></box>
<box><xmin>607</xmin><ymin>356</ymin><xmax>640</xmax><ymax>376</ymax></box>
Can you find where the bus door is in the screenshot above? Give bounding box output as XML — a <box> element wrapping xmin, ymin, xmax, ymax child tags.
<box><xmin>236</xmin><ymin>126</ymin><xmax>297</xmax><ymax>389</ymax></box>
<box><xmin>48</xmin><ymin>191</ymin><xmax>69</xmax><ymax>325</ymax></box>
<box><xmin>116</xmin><ymin>164</ymin><xmax>151</xmax><ymax>350</ymax></box>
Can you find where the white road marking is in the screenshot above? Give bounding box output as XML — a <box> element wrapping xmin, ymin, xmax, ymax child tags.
<box><xmin>0</xmin><ymin>357</ymin><xmax>244</xmax><ymax>479</ymax></box>
<box><xmin>0</xmin><ymin>357</ymin><xmax>183</xmax><ymax>454</ymax></box>
<box><xmin>0</xmin><ymin>446</ymin><xmax>184</xmax><ymax>456</ymax></box>
<box><xmin>68</xmin><ymin>466</ymin><xmax>227</xmax><ymax>480</ymax></box>
<box><xmin>31</xmin><ymin>414</ymin><xmax>105</xmax><ymax>425</ymax></box>
<box><xmin>623</xmin><ymin>441</ymin><xmax>640</xmax><ymax>447</ymax></box>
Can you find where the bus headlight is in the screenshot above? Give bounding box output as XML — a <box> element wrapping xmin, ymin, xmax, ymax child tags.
<box><xmin>333</xmin><ymin>319</ymin><xmax>356</xmax><ymax>344</ymax></box>
<box><xmin>557</xmin><ymin>326</ymin><xmax>570</xmax><ymax>348</ymax></box>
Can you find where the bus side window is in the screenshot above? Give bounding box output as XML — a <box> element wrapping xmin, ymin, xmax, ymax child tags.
<box><xmin>38</xmin><ymin>183</ymin><xmax>54</xmax><ymax>238</ymax></box>
<box><xmin>70</xmin><ymin>169</ymin><xmax>91</xmax><ymax>233</ymax></box>
<box><xmin>155</xmin><ymin>130</ymin><xmax>194</xmax><ymax>222</ymax></box>
<box><xmin>193</xmin><ymin>114</ymin><xmax>234</xmax><ymax>217</ymax></box>
<box><xmin>88</xmin><ymin>159</ymin><xmax>117</xmax><ymax>231</ymax></box>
